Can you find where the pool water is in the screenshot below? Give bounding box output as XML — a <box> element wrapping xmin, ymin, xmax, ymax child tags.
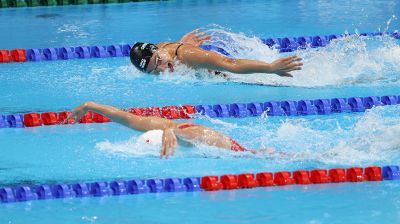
<box><xmin>1</xmin><ymin>0</ymin><xmax>400</xmax><ymax>223</ymax></box>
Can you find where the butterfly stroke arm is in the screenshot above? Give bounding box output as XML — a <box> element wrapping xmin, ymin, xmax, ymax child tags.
<box><xmin>179</xmin><ymin>46</ymin><xmax>303</xmax><ymax>77</ymax></box>
<box><xmin>64</xmin><ymin>101</ymin><xmax>176</xmax><ymax>132</ymax></box>
<box><xmin>64</xmin><ymin>102</ymin><xmax>178</xmax><ymax>159</ymax></box>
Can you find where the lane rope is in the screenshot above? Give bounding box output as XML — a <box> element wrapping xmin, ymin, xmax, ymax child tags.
<box><xmin>1</xmin><ymin>165</ymin><xmax>398</xmax><ymax>203</ymax></box>
<box><xmin>1</xmin><ymin>31</ymin><xmax>398</xmax><ymax>64</ymax></box>
<box><xmin>1</xmin><ymin>94</ymin><xmax>398</xmax><ymax>129</ymax></box>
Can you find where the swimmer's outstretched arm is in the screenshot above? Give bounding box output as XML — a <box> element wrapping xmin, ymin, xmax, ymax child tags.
<box><xmin>179</xmin><ymin>46</ymin><xmax>303</xmax><ymax>77</ymax></box>
<box><xmin>64</xmin><ymin>102</ymin><xmax>177</xmax><ymax>131</ymax></box>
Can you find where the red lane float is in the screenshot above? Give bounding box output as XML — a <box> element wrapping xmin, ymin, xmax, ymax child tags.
<box><xmin>329</xmin><ymin>168</ymin><xmax>347</xmax><ymax>182</ymax></box>
<box><xmin>293</xmin><ymin>170</ymin><xmax>311</xmax><ymax>184</ymax></box>
<box><xmin>256</xmin><ymin>172</ymin><xmax>274</xmax><ymax>186</ymax></box>
<box><xmin>200</xmin><ymin>166</ymin><xmax>384</xmax><ymax>192</ymax></box>
<box><xmin>365</xmin><ymin>166</ymin><xmax>382</xmax><ymax>181</ymax></box>
<box><xmin>58</xmin><ymin>111</ymin><xmax>74</xmax><ymax>124</ymax></box>
<box><xmin>21</xmin><ymin>105</ymin><xmax>195</xmax><ymax>128</ymax></box>
<box><xmin>127</xmin><ymin>106</ymin><xmax>195</xmax><ymax>119</ymax></box>
<box><xmin>220</xmin><ymin>175</ymin><xmax>238</xmax><ymax>189</ymax></box>
<box><xmin>238</xmin><ymin>173</ymin><xmax>258</xmax><ymax>188</ymax></box>
<box><xmin>79</xmin><ymin>111</ymin><xmax>93</xmax><ymax>123</ymax></box>
<box><xmin>23</xmin><ymin>113</ymin><xmax>42</xmax><ymax>127</ymax></box>
<box><xmin>310</xmin><ymin>169</ymin><xmax>331</xmax><ymax>184</ymax></box>
<box><xmin>274</xmin><ymin>172</ymin><xmax>295</xmax><ymax>186</ymax></box>
<box><xmin>93</xmin><ymin>112</ymin><xmax>111</xmax><ymax>123</ymax></box>
<box><xmin>0</xmin><ymin>50</ymin><xmax>10</xmax><ymax>63</ymax></box>
<box><xmin>162</xmin><ymin>106</ymin><xmax>180</xmax><ymax>119</ymax></box>
<box><xmin>346</xmin><ymin>167</ymin><xmax>366</xmax><ymax>182</ymax></box>
<box><xmin>22</xmin><ymin>110</ymin><xmax>114</xmax><ymax>127</ymax></box>
<box><xmin>180</xmin><ymin>105</ymin><xmax>195</xmax><ymax>119</ymax></box>
<box><xmin>10</xmin><ymin>49</ymin><xmax>26</xmax><ymax>62</ymax></box>
<box><xmin>200</xmin><ymin>176</ymin><xmax>223</xmax><ymax>191</ymax></box>
<box><xmin>41</xmin><ymin>112</ymin><xmax>58</xmax><ymax>125</ymax></box>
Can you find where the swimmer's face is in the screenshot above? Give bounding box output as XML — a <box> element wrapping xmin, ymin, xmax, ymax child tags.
<box><xmin>146</xmin><ymin>49</ymin><xmax>174</xmax><ymax>74</ymax></box>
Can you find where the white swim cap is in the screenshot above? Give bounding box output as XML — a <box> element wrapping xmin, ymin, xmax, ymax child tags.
<box><xmin>137</xmin><ymin>130</ymin><xmax>163</xmax><ymax>145</ymax></box>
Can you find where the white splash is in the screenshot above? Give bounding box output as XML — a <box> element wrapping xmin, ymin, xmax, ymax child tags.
<box><xmin>95</xmin><ymin>136</ymin><xmax>161</xmax><ymax>157</ymax></box>
<box><xmin>263</xmin><ymin>105</ymin><xmax>400</xmax><ymax>165</ymax></box>
<box><xmin>152</xmin><ymin>25</ymin><xmax>400</xmax><ymax>88</ymax></box>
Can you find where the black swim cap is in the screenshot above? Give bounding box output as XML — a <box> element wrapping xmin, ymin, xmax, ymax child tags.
<box><xmin>130</xmin><ymin>42</ymin><xmax>158</xmax><ymax>72</ymax></box>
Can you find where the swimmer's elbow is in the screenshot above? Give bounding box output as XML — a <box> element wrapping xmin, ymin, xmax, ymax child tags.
<box><xmin>82</xmin><ymin>101</ymin><xmax>96</xmax><ymax>110</ymax></box>
<box><xmin>84</xmin><ymin>101</ymin><xmax>95</xmax><ymax>106</ymax></box>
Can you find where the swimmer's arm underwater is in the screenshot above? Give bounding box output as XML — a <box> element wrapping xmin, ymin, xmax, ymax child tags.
<box><xmin>178</xmin><ymin>46</ymin><xmax>303</xmax><ymax>77</ymax></box>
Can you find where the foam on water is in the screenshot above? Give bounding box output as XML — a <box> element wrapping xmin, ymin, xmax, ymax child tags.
<box><xmin>258</xmin><ymin>105</ymin><xmax>400</xmax><ymax>165</ymax></box>
<box><xmin>95</xmin><ymin>136</ymin><xmax>161</xmax><ymax>158</ymax></box>
<box><xmin>95</xmin><ymin>105</ymin><xmax>400</xmax><ymax>166</ymax></box>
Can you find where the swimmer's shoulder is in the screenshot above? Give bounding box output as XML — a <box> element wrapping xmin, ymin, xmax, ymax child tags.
<box><xmin>157</xmin><ymin>42</ymin><xmax>199</xmax><ymax>50</ymax></box>
<box><xmin>157</xmin><ymin>42</ymin><xmax>178</xmax><ymax>48</ymax></box>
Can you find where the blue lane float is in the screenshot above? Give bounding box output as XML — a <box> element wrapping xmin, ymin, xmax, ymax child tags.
<box><xmin>382</xmin><ymin>166</ymin><xmax>400</xmax><ymax>180</ymax></box>
<box><xmin>0</xmin><ymin>177</ymin><xmax>201</xmax><ymax>203</ymax></box>
<box><xmin>3</xmin><ymin>114</ymin><xmax>24</xmax><ymax>128</ymax></box>
<box><xmin>261</xmin><ymin>31</ymin><xmax>399</xmax><ymax>53</ymax></box>
<box><xmin>25</xmin><ymin>44</ymin><xmax>132</xmax><ymax>62</ymax></box>
<box><xmin>195</xmin><ymin>95</ymin><xmax>400</xmax><ymax>118</ymax></box>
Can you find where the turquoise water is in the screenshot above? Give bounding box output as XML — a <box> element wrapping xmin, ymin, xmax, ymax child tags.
<box><xmin>1</xmin><ymin>0</ymin><xmax>400</xmax><ymax>223</ymax></box>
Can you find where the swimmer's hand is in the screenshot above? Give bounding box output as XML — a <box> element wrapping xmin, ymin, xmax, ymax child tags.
<box><xmin>63</xmin><ymin>102</ymin><xmax>91</xmax><ymax>124</ymax></box>
<box><xmin>179</xmin><ymin>29</ymin><xmax>211</xmax><ymax>47</ymax></box>
<box><xmin>160</xmin><ymin>128</ymin><xmax>177</xmax><ymax>159</ymax></box>
<box><xmin>269</xmin><ymin>55</ymin><xmax>303</xmax><ymax>77</ymax></box>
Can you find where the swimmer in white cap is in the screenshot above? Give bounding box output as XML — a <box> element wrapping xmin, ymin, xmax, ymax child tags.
<box><xmin>65</xmin><ymin>101</ymin><xmax>273</xmax><ymax>159</ymax></box>
<box><xmin>130</xmin><ymin>29</ymin><xmax>303</xmax><ymax>77</ymax></box>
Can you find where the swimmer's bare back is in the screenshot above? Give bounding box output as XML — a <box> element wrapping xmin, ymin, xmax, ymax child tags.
<box><xmin>64</xmin><ymin>102</ymin><xmax>261</xmax><ymax>159</ymax></box>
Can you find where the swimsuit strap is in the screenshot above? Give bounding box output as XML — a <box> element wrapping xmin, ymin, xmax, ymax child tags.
<box><xmin>159</xmin><ymin>42</ymin><xmax>184</xmax><ymax>58</ymax></box>
<box><xmin>175</xmin><ymin>43</ymin><xmax>184</xmax><ymax>57</ymax></box>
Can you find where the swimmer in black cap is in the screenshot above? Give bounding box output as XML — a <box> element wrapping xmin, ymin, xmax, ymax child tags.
<box><xmin>130</xmin><ymin>29</ymin><xmax>303</xmax><ymax>77</ymax></box>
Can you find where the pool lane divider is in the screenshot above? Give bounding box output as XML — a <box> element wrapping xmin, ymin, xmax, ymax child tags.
<box><xmin>0</xmin><ymin>95</ymin><xmax>399</xmax><ymax>129</ymax></box>
<box><xmin>1</xmin><ymin>31</ymin><xmax>399</xmax><ymax>64</ymax></box>
<box><xmin>0</xmin><ymin>165</ymin><xmax>398</xmax><ymax>203</ymax></box>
